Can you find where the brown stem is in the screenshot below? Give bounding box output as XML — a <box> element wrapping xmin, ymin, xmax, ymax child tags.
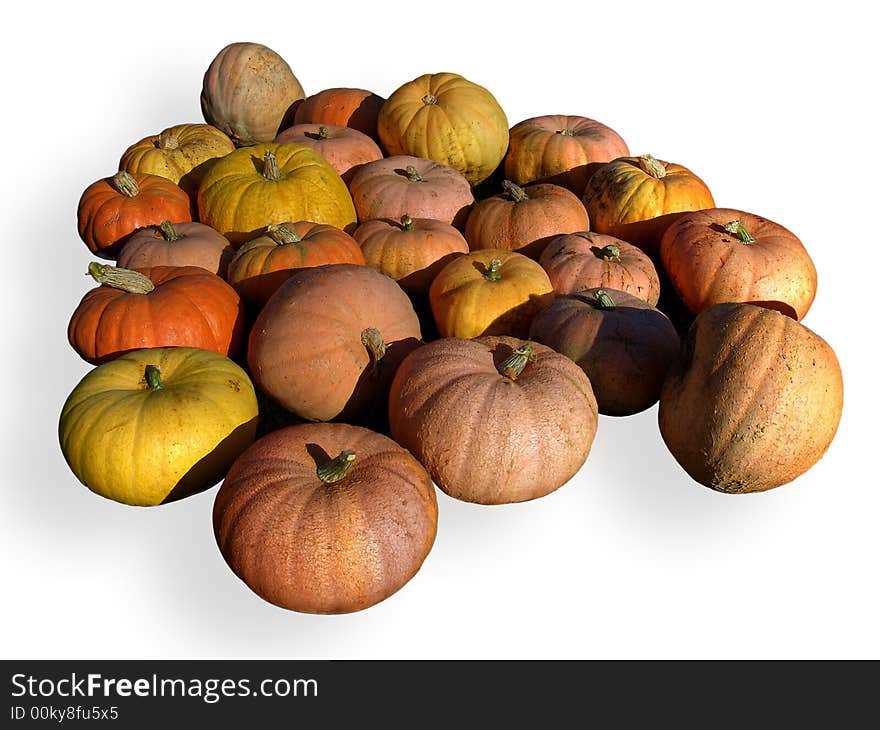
<box><xmin>267</xmin><ymin>223</ymin><xmax>301</xmax><ymax>244</ymax></box>
<box><xmin>400</xmin><ymin>214</ymin><xmax>415</xmax><ymax>231</ymax></box>
<box><xmin>262</xmin><ymin>150</ymin><xmax>282</xmax><ymax>181</ymax></box>
<box><xmin>723</xmin><ymin>220</ymin><xmax>755</xmax><ymax>244</ymax></box>
<box><xmin>361</xmin><ymin>328</ymin><xmax>386</xmax><ymax>374</ymax></box>
<box><xmin>499</xmin><ymin>344</ymin><xmax>536</xmax><ymax>381</ymax></box>
<box><xmin>599</xmin><ymin>244</ymin><xmax>621</xmax><ymax>262</ymax></box>
<box><xmin>111</xmin><ymin>171</ymin><xmax>139</xmax><ymax>197</ymax></box>
<box><xmin>87</xmin><ymin>263</ymin><xmax>155</xmax><ymax>294</ymax></box>
<box><xmin>637</xmin><ymin>154</ymin><xmax>667</xmax><ymax>179</ymax></box>
<box><xmin>317</xmin><ymin>450</ymin><xmax>356</xmax><ymax>484</ymax></box>
<box><xmin>593</xmin><ymin>289</ymin><xmax>615</xmax><ymax>310</ymax></box>
<box><xmin>501</xmin><ymin>179</ymin><xmax>529</xmax><ymax>202</ymax></box>
<box><xmin>144</xmin><ymin>365</ymin><xmax>163</xmax><ymax>390</ymax></box>
<box><xmin>404</xmin><ymin>165</ymin><xmax>424</xmax><ymax>182</ymax></box>
<box><xmin>158</xmin><ymin>131</ymin><xmax>180</xmax><ymax>150</ymax></box>
<box><xmin>484</xmin><ymin>258</ymin><xmax>503</xmax><ymax>281</ymax></box>
<box><xmin>557</xmin><ymin>128</ymin><xmax>575</xmax><ymax>137</ymax></box>
<box><xmin>158</xmin><ymin>221</ymin><xmax>180</xmax><ymax>242</ymax></box>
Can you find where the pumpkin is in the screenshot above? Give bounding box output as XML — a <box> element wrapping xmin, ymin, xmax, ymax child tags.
<box><xmin>213</xmin><ymin>422</ymin><xmax>437</xmax><ymax>613</ymax></box>
<box><xmin>248</xmin><ymin>264</ymin><xmax>422</xmax><ymax>422</ymax></box>
<box><xmin>464</xmin><ymin>180</ymin><xmax>590</xmax><ymax>259</ymax></box>
<box><xmin>348</xmin><ymin>155</ymin><xmax>474</xmax><ymax>229</ymax></box>
<box><xmin>59</xmin><ymin>347</ymin><xmax>258</xmax><ymax>506</ymax></box>
<box><xmin>539</xmin><ymin>231</ymin><xmax>661</xmax><ymax>305</ymax></box>
<box><xmin>200</xmin><ymin>42</ymin><xmax>305</xmax><ymax>146</ymax></box>
<box><xmin>504</xmin><ymin>115</ymin><xmax>629</xmax><ymax>193</ymax></box>
<box><xmin>68</xmin><ymin>264</ymin><xmax>244</xmax><ymax>363</ymax></box>
<box><xmin>293</xmin><ymin>87</ymin><xmax>385</xmax><ymax>143</ymax></box>
<box><xmin>77</xmin><ymin>171</ymin><xmax>191</xmax><ymax>258</ymax></box>
<box><xmin>353</xmin><ymin>214</ymin><xmax>469</xmax><ymax>295</ymax></box>
<box><xmin>118</xmin><ymin>123</ymin><xmax>234</xmax><ymax>198</ymax></box>
<box><xmin>659</xmin><ymin>208</ymin><xmax>818</xmax><ymax>321</ymax></box>
<box><xmin>659</xmin><ymin>303</ymin><xmax>843</xmax><ymax>493</ymax></box>
<box><xmin>117</xmin><ymin>221</ymin><xmax>234</xmax><ymax>277</ymax></box>
<box><xmin>389</xmin><ymin>336</ymin><xmax>598</xmax><ymax>504</ymax></box>
<box><xmin>274</xmin><ymin>123</ymin><xmax>383</xmax><ymax>179</ymax></box>
<box><xmin>583</xmin><ymin>154</ymin><xmax>715</xmax><ymax>255</ymax></box>
<box><xmin>530</xmin><ymin>288</ymin><xmax>679</xmax><ymax>415</ymax></box>
<box><xmin>378</xmin><ymin>72</ymin><xmax>509</xmax><ymax>186</ymax></box>
<box><xmin>429</xmin><ymin>249</ymin><xmax>553</xmax><ymax>338</ymax></box>
<box><xmin>227</xmin><ymin>221</ymin><xmax>365</xmax><ymax>307</ymax></box>
<box><xmin>197</xmin><ymin>143</ymin><xmax>357</xmax><ymax>245</ymax></box>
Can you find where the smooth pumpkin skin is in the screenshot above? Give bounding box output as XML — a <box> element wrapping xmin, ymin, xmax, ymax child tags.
<box><xmin>659</xmin><ymin>208</ymin><xmax>818</xmax><ymax>321</ymax></box>
<box><xmin>197</xmin><ymin>142</ymin><xmax>357</xmax><ymax>246</ymax></box>
<box><xmin>117</xmin><ymin>221</ymin><xmax>234</xmax><ymax>277</ymax></box>
<box><xmin>248</xmin><ymin>264</ymin><xmax>422</xmax><ymax>422</ymax></box>
<box><xmin>583</xmin><ymin>155</ymin><xmax>715</xmax><ymax>255</ymax></box>
<box><xmin>530</xmin><ymin>288</ymin><xmax>679</xmax><ymax>416</ymax></box>
<box><xmin>293</xmin><ymin>87</ymin><xmax>385</xmax><ymax>143</ymax></box>
<box><xmin>539</xmin><ymin>231</ymin><xmax>661</xmax><ymax>305</ymax></box>
<box><xmin>378</xmin><ymin>72</ymin><xmax>509</xmax><ymax>186</ymax></box>
<box><xmin>348</xmin><ymin>155</ymin><xmax>474</xmax><ymax>229</ymax></box>
<box><xmin>227</xmin><ymin>221</ymin><xmax>365</xmax><ymax>307</ymax></box>
<box><xmin>118</xmin><ymin>123</ymin><xmax>234</xmax><ymax>198</ymax></box>
<box><xmin>275</xmin><ymin>123</ymin><xmax>383</xmax><ymax>179</ymax></box>
<box><xmin>464</xmin><ymin>181</ymin><xmax>590</xmax><ymax>259</ymax></box>
<box><xmin>59</xmin><ymin>347</ymin><xmax>258</xmax><ymax>506</ymax></box>
<box><xmin>213</xmin><ymin>422</ymin><xmax>438</xmax><ymax>613</ymax></box>
<box><xmin>504</xmin><ymin>115</ymin><xmax>630</xmax><ymax>193</ymax></box>
<box><xmin>429</xmin><ymin>249</ymin><xmax>554</xmax><ymax>338</ymax></box>
<box><xmin>389</xmin><ymin>336</ymin><xmax>598</xmax><ymax>504</ymax></box>
<box><xmin>68</xmin><ymin>265</ymin><xmax>244</xmax><ymax>364</ymax></box>
<box><xmin>77</xmin><ymin>172</ymin><xmax>192</xmax><ymax>258</ymax></box>
<box><xmin>659</xmin><ymin>303</ymin><xmax>843</xmax><ymax>493</ymax></box>
<box><xmin>200</xmin><ymin>42</ymin><xmax>305</xmax><ymax>146</ymax></box>
<box><xmin>353</xmin><ymin>216</ymin><xmax>469</xmax><ymax>294</ymax></box>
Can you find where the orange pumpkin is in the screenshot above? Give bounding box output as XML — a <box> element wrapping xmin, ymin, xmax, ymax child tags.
<box><xmin>293</xmin><ymin>87</ymin><xmax>385</xmax><ymax>143</ymax></box>
<box><xmin>116</xmin><ymin>221</ymin><xmax>234</xmax><ymax>277</ymax></box>
<box><xmin>274</xmin><ymin>123</ymin><xmax>383</xmax><ymax>179</ymax></box>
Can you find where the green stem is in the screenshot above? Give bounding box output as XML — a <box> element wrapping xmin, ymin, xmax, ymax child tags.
<box><xmin>498</xmin><ymin>344</ymin><xmax>536</xmax><ymax>381</ymax></box>
<box><xmin>262</xmin><ymin>150</ymin><xmax>282</xmax><ymax>181</ymax></box>
<box><xmin>404</xmin><ymin>165</ymin><xmax>424</xmax><ymax>182</ymax></box>
<box><xmin>317</xmin><ymin>450</ymin><xmax>356</xmax><ymax>484</ymax></box>
<box><xmin>501</xmin><ymin>179</ymin><xmax>529</xmax><ymax>202</ymax></box>
<box><xmin>421</xmin><ymin>93</ymin><xmax>438</xmax><ymax>105</ymax></box>
<box><xmin>599</xmin><ymin>244</ymin><xmax>621</xmax><ymax>262</ymax></box>
<box><xmin>723</xmin><ymin>220</ymin><xmax>755</xmax><ymax>244</ymax></box>
<box><xmin>317</xmin><ymin>125</ymin><xmax>331</xmax><ymax>139</ymax></box>
<box><xmin>111</xmin><ymin>171</ymin><xmax>139</xmax><ymax>197</ymax></box>
<box><xmin>159</xmin><ymin>221</ymin><xmax>180</xmax><ymax>242</ymax></box>
<box><xmin>267</xmin><ymin>223</ymin><xmax>301</xmax><ymax>244</ymax></box>
<box><xmin>484</xmin><ymin>258</ymin><xmax>503</xmax><ymax>282</ymax></box>
<box><xmin>593</xmin><ymin>289</ymin><xmax>615</xmax><ymax>310</ymax></box>
<box><xmin>557</xmin><ymin>128</ymin><xmax>575</xmax><ymax>137</ymax></box>
<box><xmin>637</xmin><ymin>154</ymin><xmax>667</xmax><ymax>179</ymax></box>
<box><xmin>87</xmin><ymin>263</ymin><xmax>155</xmax><ymax>294</ymax></box>
<box><xmin>400</xmin><ymin>214</ymin><xmax>415</xmax><ymax>231</ymax></box>
<box><xmin>144</xmin><ymin>365</ymin><xmax>163</xmax><ymax>390</ymax></box>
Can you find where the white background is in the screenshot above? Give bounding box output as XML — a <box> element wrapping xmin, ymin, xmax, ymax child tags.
<box><xmin>1</xmin><ymin>0</ymin><xmax>877</xmax><ymax>659</ymax></box>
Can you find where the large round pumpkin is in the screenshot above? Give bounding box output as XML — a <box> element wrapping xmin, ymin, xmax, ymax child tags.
<box><xmin>389</xmin><ymin>336</ymin><xmax>598</xmax><ymax>504</ymax></box>
<box><xmin>378</xmin><ymin>72</ymin><xmax>509</xmax><ymax>186</ymax></box>
<box><xmin>659</xmin><ymin>303</ymin><xmax>843</xmax><ymax>493</ymax></box>
<box><xmin>659</xmin><ymin>207</ymin><xmax>818</xmax><ymax>321</ymax></box>
<box><xmin>293</xmin><ymin>87</ymin><xmax>385</xmax><ymax>143</ymax></box>
<box><xmin>275</xmin><ymin>123</ymin><xmax>383</xmax><ymax>179</ymax></box>
<box><xmin>117</xmin><ymin>221</ymin><xmax>234</xmax><ymax>277</ymax></box>
<box><xmin>68</xmin><ymin>264</ymin><xmax>244</xmax><ymax>363</ymax></box>
<box><xmin>504</xmin><ymin>115</ymin><xmax>629</xmax><ymax>193</ymax></box>
<box><xmin>213</xmin><ymin>422</ymin><xmax>438</xmax><ymax>613</ymax></box>
<box><xmin>429</xmin><ymin>249</ymin><xmax>554</xmax><ymax>338</ymax></box>
<box><xmin>197</xmin><ymin>142</ymin><xmax>357</xmax><ymax>245</ymax></box>
<box><xmin>59</xmin><ymin>347</ymin><xmax>258</xmax><ymax>506</ymax></box>
<box><xmin>248</xmin><ymin>264</ymin><xmax>422</xmax><ymax>422</ymax></box>
<box><xmin>200</xmin><ymin>42</ymin><xmax>305</xmax><ymax>146</ymax></box>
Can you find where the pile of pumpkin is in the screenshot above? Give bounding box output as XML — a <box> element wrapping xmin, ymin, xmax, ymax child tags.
<box><xmin>59</xmin><ymin>42</ymin><xmax>844</xmax><ymax>614</ymax></box>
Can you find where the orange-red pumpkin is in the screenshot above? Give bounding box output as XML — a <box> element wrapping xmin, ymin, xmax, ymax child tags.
<box><xmin>293</xmin><ymin>87</ymin><xmax>385</xmax><ymax>143</ymax></box>
<box><xmin>117</xmin><ymin>221</ymin><xmax>234</xmax><ymax>277</ymax></box>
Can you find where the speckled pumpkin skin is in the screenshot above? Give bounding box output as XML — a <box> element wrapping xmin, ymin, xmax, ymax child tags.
<box><xmin>275</xmin><ymin>123</ymin><xmax>383</xmax><ymax>179</ymax></box>
<box><xmin>117</xmin><ymin>222</ymin><xmax>234</xmax><ymax>277</ymax></box>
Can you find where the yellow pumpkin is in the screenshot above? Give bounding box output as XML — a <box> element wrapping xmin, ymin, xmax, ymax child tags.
<box><xmin>429</xmin><ymin>249</ymin><xmax>553</xmax><ymax>338</ymax></box>
<box><xmin>59</xmin><ymin>347</ymin><xmax>258</xmax><ymax>506</ymax></box>
<box><xmin>197</xmin><ymin>142</ymin><xmax>357</xmax><ymax>245</ymax></box>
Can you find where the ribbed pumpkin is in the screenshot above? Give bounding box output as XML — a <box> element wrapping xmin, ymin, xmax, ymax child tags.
<box><xmin>68</xmin><ymin>264</ymin><xmax>244</xmax><ymax>363</ymax></box>
<box><xmin>117</xmin><ymin>221</ymin><xmax>234</xmax><ymax>277</ymax></box>
<box><xmin>389</xmin><ymin>336</ymin><xmax>598</xmax><ymax>504</ymax></box>
<box><xmin>248</xmin><ymin>264</ymin><xmax>422</xmax><ymax>422</ymax></box>
<box><xmin>429</xmin><ymin>249</ymin><xmax>554</xmax><ymax>338</ymax></box>
<box><xmin>227</xmin><ymin>221</ymin><xmax>365</xmax><ymax>307</ymax></box>
<box><xmin>464</xmin><ymin>180</ymin><xmax>590</xmax><ymax>259</ymax></box>
<box><xmin>504</xmin><ymin>115</ymin><xmax>629</xmax><ymax>193</ymax></box>
<box><xmin>583</xmin><ymin>154</ymin><xmax>715</xmax><ymax>255</ymax></box>
<box><xmin>530</xmin><ymin>288</ymin><xmax>679</xmax><ymax>415</ymax></box>
<box><xmin>293</xmin><ymin>87</ymin><xmax>385</xmax><ymax>143</ymax></box>
<box><xmin>378</xmin><ymin>72</ymin><xmax>509</xmax><ymax>186</ymax></box>
<box><xmin>77</xmin><ymin>171</ymin><xmax>192</xmax><ymax>258</ymax></box>
<box><xmin>275</xmin><ymin>123</ymin><xmax>383</xmax><ymax>179</ymax></box>
<box><xmin>197</xmin><ymin>143</ymin><xmax>357</xmax><ymax>245</ymax></box>
<box><xmin>539</xmin><ymin>231</ymin><xmax>661</xmax><ymax>305</ymax></box>
<box><xmin>348</xmin><ymin>155</ymin><xmax>474</xmax><ymax>228</ymax></box>
<box><xmin>659</xmin><ymin>208</ymin><xmax>818</xmax><ymax>321</ymax></box>
<box><xmin>353</xmin><ymin>215</ymin><xmax>469</xmax><ymax>295</ymax></box>
<box><xmin>59</xmin><ymin>347</ymin><xmax>258</xmax><ymax>506</ymax></box>
<box><xmin>659</xmin><ymin>303</ymin><xmax>843</xmax><ymax>493</ymax></box>
<box><xmin>118</xmin><ymin>123</ymin><xmax>234</xmax><ymax>198</ymax></box>
<box><xmin>200</xmin><ymin>42</ymin><xmax>305</xmax><ymax>146</ymax></box>
<box><xmin>213</xmin><ymin>422</ymin><xmax>438</xmax><ymax>613</ymax></box>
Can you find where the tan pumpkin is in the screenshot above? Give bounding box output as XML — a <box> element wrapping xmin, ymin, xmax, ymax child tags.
<box><xmin>389</xmin><ymin>336</ymin><xmax>598</xmax><ymax>504</ymax></box>
<box><xmin>293</xmin><ymin>87</ymin><xmax>385</xmax><ymax>143</ymax></box>
<box><xmin>539</xmin><ymin>231</ymin><xmax>661</xmax><ymax>305</ymax></box>
<box><xmin>274</xmin><ymin>123</ymin><xmax>383</xmax><ymax>179</ymax></box>
<box><xmin>117</xmin><ymin>221</ymin><xmax>234</xmax><ymax>277</ymax></box>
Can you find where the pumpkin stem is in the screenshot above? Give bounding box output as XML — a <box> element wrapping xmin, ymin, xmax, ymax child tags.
<box><xmin>599</xmin><ymin>244</ymin><xmax>621</xmax><ymax>262</ymax></box>
<box><xmin>593</xmin><ymin>289</ymin><xmax>615</xmax><ymax>310</ymax></box>
<box><xmin>501</xmin><ymin>179</ymin><xmax>529</xmax><ymax>202</ymax></box>
<box><xmin>361</xmin><ymin>327</ymin><xmax>387</xmax><ymax>374</ymax></box>
<box><xmin>557</xmin><ymin>128</ymin><xmax>575</xmax><ymax>137</ymax></box>
<box><xmin>404</xmin><ymin>165</ymin><xmax>424</xmax><ymax>182</ymax></box>
<box><xmin>111</xmin><ymin>171</ymin><xmax>139</xmax><ymax>197</ymax></box>
<box><xmin>158</xmin><ymin>220</ymin><xmax>180</xmax><ymax>242</ymax></box>
<box><xmin>144</xmin><ymin>365</ymin><xmax>163</xmax><ymax>390</ymax></box>
<box><xmin>723</xmin><ymin>220</ymin><xmax>755</xmax><ymax>244</ymax></box>
<box><xmin>87</xmin><ymin>262</ymin><xmax>155</xmax><ymax>294</ymax></box>
<box><xmin>484</xmin><ymin>258</ymin><xmax>503</xmax><ymax>282</ymax></box>
<box><xmin>317</xmin><ymin>450</ymin><xmax>356</xmax><ymax>484</ymax></box>
<box><xmin>400</xmin><ymin>214</ymin><xmax>415</xmax><ymax>231</ymax></box>
<box><xmin>637</xmin><ymin>154</ymin><xmax>667</xmax><ymax>179</ymax></box>
<box><xmin>498</xmin><ymin>344</ymin><xmax>536</xmax><ymax>381</ymax></box>
<box><xmin>421</xmin><ymin>93</ymin><xmax>438</xmax><ymax>105</ymax></box>
<box><xmin>262</xmin><ymin>150</ymin><xmax>283</xmax><ymax>181</ymax></box>
<box><xmin>157</xmin><ymin>131</ymin><xmax>179</xmax><ymax>150</ymax></box>
<box><xmin>267</xmin><ymin>223</ymin><xmax>301</xmax><ymax>244</ymax></box>
<box><xmin>317</xmin><ymin>125</ymin><xmax>332</xmax><ymax>140</ymax></box>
